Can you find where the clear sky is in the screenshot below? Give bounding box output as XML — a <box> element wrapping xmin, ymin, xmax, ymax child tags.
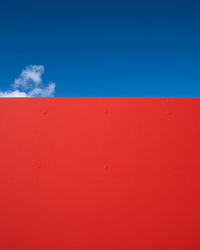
<box><xmin>0</xmin><ymin>0</ymin><xmax>200</xmax><ymax>97</ymax></box>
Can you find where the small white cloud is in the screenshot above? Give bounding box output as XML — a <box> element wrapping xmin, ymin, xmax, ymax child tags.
<box><xmin>0</xmin><ymin>90</ymin><xmax>28</xmax><ymax>97</ymax></box>
<box><xmin>0</xmin><ymin>65</ymin><xmax>56</xmax><ymax>97</ymax></box>
<box><xmin>28</xmin><ymin>82</ymin><xmax>56</xmax><ymax>97</ymax></box>
<box><xmin>12</xmin><ymin>65</ymin><xmax>44</xmax><ymax>90</ymax></box>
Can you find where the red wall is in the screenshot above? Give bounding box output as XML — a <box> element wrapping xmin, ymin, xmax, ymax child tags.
<box><xmin>0</xmin><ymin>98</ymin><xmax>200</xmax><ymax>250</ymax></box>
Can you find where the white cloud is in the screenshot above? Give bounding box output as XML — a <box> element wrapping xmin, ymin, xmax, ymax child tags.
<box><xmin>0</xmin><ymin>65</ymin><xmax>56</xmax><ymax>97</ymax></box>
<box><xmin>28</xmin><ymin>82</ymin><xmax>56</xmax><ymax>97</ymax></box>
<box><xmin>0</xmin><ymin>90</ymin><xmax>28</xmax><ymax>97</ymax></box>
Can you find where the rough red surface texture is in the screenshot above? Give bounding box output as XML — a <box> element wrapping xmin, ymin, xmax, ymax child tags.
<box><xmin>0</xmin><ymin>98</ymin><xmax>200</xmax><ymax>250</ymax></box>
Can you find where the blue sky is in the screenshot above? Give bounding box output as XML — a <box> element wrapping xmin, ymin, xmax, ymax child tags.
<box><xmin>0</xmin><ymin>0</ymin><xmax>200</xmax><ymax>97</ymax></box>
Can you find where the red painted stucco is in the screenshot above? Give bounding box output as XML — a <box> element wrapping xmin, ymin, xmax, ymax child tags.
<box><xmin>0</xmin><ymin>98</ymin><xmax>200</xmax><ymax>250</ymax></box>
